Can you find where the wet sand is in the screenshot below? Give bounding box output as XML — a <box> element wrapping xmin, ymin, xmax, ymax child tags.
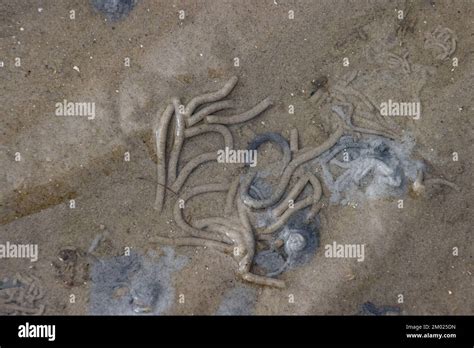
<box><xmin>0</xmin><ymin>0</ymin><xmax>472</xmax><ymax>315</ymax></box>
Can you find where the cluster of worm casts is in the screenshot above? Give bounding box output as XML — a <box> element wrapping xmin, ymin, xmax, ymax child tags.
<box><xmin>152</xmin><ymin>76</ymin><xmax>347</xmax><ymax>288</ymax></box>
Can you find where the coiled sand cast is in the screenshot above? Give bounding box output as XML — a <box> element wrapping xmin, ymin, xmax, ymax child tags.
<box><xmin>152</xmin><ymin>75</ymin><xmax>341</xmax><ymax>288</ymax></box>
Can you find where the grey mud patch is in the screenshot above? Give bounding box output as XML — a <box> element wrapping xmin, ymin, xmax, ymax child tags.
<box><xmin>89</xmin><ymin>247</ymin><xmax>187</xmax><ymax>315</ymax></box>
<box><xmin>91</xmin><ymin>0</ymin><xmax>137</xmax><ymax>21</ymax></box>
<box><xmin>215</xmin><ymin>286</ymin><xmax>257</xmax><ymax>315</ymax></box>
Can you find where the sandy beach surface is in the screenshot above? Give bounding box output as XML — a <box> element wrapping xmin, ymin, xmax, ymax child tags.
<box><xmin>0</xmin><ymin>0</ymin><xmax>472</xmax><ymax>315</ymax></box>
